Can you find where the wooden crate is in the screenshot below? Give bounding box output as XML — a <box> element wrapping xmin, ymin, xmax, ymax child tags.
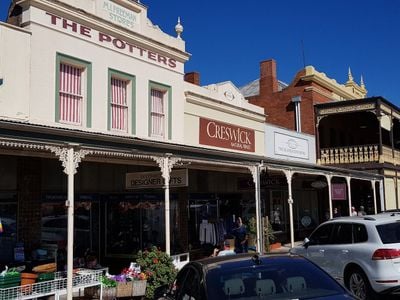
<box><xmin>132</xmin><ymin>280</ymin><xmax>146</xmax><ymax>296</ymax></box>
<box><xmin>116</xmin><ymin>281</ymin><xmax>133</xmax><ymax>298</ymax></box>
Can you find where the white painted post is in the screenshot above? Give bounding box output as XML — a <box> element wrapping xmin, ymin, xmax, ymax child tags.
<box><xmin>284</xmin><ymin>171</ymin><xmax>294</xmax><ymax>248</ymax></box>
<box><xmin>372</xmin><ymin>180</ymin><xmax>377</xmax><ymax>214</ymax></box>
<box><xmin>346</xmin><ymin>177</ymin><xmax>352</xmax><ymax>216</ymax></box>
<box><xmin>253</xmin><ymin>165</ymin><xmax>262</xmax><ymax>254</ymax></box>
<box><xmin>66</xmin><ymin>147</ymin><xmax>74</xmax><ymax>300</ymax></box>
<box><xmin>326</xmin><ymin>175</ymin><xmax>333</xmax><ymax>219</ymax></box>
<box><xmin>164</xmin><ymin>156</ymin><xmax>171</xmax><ymax>255</ymax></box>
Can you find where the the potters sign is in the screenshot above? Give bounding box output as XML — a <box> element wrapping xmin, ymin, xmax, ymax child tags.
<box><xmin>44</xmin><ymin>12</ymin><xmax>177</xmax><ymax>69</ymax></box>
<box><xmin>199</xmin><ymin>118</ymin><xmax>255</xmax><ymax>152</ymax></box>
<box><xmin>126</xmin><ymin>169</ymin><xmax>188</xmax><ymax>189</ymax></box>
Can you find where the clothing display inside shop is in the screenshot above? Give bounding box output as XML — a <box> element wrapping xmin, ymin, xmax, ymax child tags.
<box><xmin>199</xmin><ymin>219</ymin><xmax>226</xmax><ymax>246</ymax></box>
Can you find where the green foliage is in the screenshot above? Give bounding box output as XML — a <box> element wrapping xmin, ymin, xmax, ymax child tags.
<box><xmin>136</xmin><ymin>246</ymin><xmax>177</xmax><ymax>299</ymax></box>
<box><xmin>100</xmin><ymin>275</ymin><xmax>117</xmax><ymax>288</ymax></box>
<box><xmin>264</xmin><ymin>218</ymin><xmax>276</xmax><ymax>252</ymax></box>
<box><xmin>247</xmin><ymin>216</ymin><xmax>257</xmax><ymax>236</ymax></box>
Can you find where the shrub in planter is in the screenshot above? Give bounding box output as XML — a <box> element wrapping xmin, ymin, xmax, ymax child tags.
<box><xmin>136</xmin><ymin>246</ymin><xmax>177</xmax><ymax>299</ymax></box>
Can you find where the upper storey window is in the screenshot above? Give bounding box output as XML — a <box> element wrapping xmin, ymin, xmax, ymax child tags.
<box><xmin>149</xmin><ymin>82</ymin><xmax>171</xmax><ymax>140</ymax></box>
<box><xmin>59</xmin><ymin>63</ymin><xmax>83</xmax><ymax>124</ymax></box>
<box><xmin>108</xmin><ymin>69</ymin><xmax>136</xmax><ymax>134</ymax></box>
<box><xmin>56</xmin><ymin>53</ymin><xmax>92</xmax><ymax>127</ymax></box>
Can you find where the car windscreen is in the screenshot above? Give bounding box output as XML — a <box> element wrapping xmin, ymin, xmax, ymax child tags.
<box><xmin>205</xmin><ymin>258</ymin><xmax>346</xmax><ymax>300</ymax></box>
<box><xmin>376</xmin><ymin>222</ymin><xmax>400</xmax><ymax>244</ymax></box>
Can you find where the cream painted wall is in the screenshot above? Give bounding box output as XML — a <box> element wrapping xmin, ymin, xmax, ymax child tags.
<box><xmin>21</xmin><ymin>5</ymin><xmax>186</xmax><ymax>142</ymax></box>
<box><xmin>184</xmin><ymin>82</ymin><xmax>265</xmax><ymax>156</ymax></box>
<box><xmin>57</xmin><ymin>0</ymin><xmax>185</xmax><ymax>50</ymax></box>
<box><xmin>397</xmin><ymin>178</ymin><xmax>400</xmax><ymax>208</ymax></box>
<box><xmin>384</xmin><ymin>177</ymin><xmax>396</xmax><ymax>210</ymax></box>
<box><xmin>0</xmin><ymin>23</ymin><xmax>30</xmax><ymax>121</ymax></box>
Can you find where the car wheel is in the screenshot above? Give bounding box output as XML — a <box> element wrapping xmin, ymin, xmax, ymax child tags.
<box><xmin>345</xmin><ymin>267</ymin><xmax>376</xmax><ymax>300</ymax></box>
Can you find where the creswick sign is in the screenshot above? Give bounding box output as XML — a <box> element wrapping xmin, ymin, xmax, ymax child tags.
<box><xmin>199</xmin><ymin>118</ymin><xmax>255</xmax><ymax>152</ymax></box>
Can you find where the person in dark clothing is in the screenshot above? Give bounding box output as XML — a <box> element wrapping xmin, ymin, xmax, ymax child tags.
<box><xmin>232</xmin><ymin>217</ymin><xmax>248</xmax><ymax>253</ymax></box>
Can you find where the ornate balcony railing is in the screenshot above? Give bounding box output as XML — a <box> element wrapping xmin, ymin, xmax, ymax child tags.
<box><xmin>382</xmin><ymin>146</ymin><xmax>400</xmax><ymax>165</ymax></box>
<box><xmin>320</xmin><ymin>144</ymin><xmax>379</xmax><ymax>165</ymax></box>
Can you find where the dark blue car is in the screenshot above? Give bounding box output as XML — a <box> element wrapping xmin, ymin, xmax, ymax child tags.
<box><xmin>154</xmin><ymin>253</ymin><xmax>355</xmax><ymax>299</ymax></box>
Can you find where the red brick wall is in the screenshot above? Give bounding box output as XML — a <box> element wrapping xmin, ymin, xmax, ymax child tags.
<box><xmin>247</xmin><ymin>60</ymin><xmax>334</xmax><ymax>135</ymax></box>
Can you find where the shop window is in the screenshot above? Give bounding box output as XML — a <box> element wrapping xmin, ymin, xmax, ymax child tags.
<box><xmin>40</xmin><ymin>198</ymin><xmax>96</xmax><ymax>262</ymax></box>
<box><xmin>148</xmin><ymin>81</ymin><xmax>171</xmax><ymax>139</ymax></box>
<box><xmin>105</xmin><ymin>196</ymin><xmax>165</xmax><ymax>257</ymax></box>
<box><xmin>55</xmin><ymin>53</ymin><xmax>92</xmax><ymax>127</ymax></box>
<box><xmin>108</xmin><ymin>69</ymin><xmax>136</xmax><ymax>133</ymax></box>
<box><xmin>0</xmin><ymin>193</ymin><xmax>17</xmax><ymax>264</ymax></box>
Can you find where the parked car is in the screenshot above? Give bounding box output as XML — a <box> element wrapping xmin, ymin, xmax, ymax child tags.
<box><xmin>290</xmin><ymin>213</ymin><xmax>400</xmax><ymax>299</ymax></box>
<box><xmin>154</xmin><ymin>253</ymin><xmax>355</xmax><ymax>299</ymax></box>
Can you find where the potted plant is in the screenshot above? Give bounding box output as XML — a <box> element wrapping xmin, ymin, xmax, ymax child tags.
<box><xmin>246</xmin><ymin>216</ymin><xmax>257</xmax><ymax>248</ymax></box>
<box><xmin>100</xmin><ymin>275</ymin><xmax>117</xmax><ymax>300</ymax></box>
<box><xmin>121</xmin><ymin>265</ymin><xmax>148</xmax><ymax>296</ymax></box>
<box><xmin>136</xmin><ymin>246</ymin><xmax>177</xmax><ymax>299</ymax></box>
<box><xmin>263</xmin><ymin>217</ymin><xmax>276</xmax><ymax>252</ymax></box>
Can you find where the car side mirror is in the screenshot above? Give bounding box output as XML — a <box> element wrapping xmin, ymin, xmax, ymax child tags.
<box><xmin>303</xmin><ymin>237</ymin><xmax>310</xmax><ymax>249</ymax></box>
<box><xmin>154</xmin><ymin>284</ymin><xmax>172</xmax><ymax>300</ymax></box>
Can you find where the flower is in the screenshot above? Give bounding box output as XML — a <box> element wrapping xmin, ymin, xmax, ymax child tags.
<box><xmin>136</xmin><ymin>246</ymin><xmax>177</xmax><ymax>299</ymax></box>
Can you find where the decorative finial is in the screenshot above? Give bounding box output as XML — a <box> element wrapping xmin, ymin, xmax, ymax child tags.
<box><xmin>175</xmin><ymin>17</ymin><xmax>183</xmax><ymax>40</ymax></box>
<box><xmin>347</xmin><ymin>67</ymin><xmax>354</xmax><ymax>82</ymax></box>
<box><xmin>360</xmin><ymin>75</ymin><xmax>366</xmax><ymax>89</ymax></box>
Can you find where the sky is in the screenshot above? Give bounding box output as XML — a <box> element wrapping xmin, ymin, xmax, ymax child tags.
<box><xmin>1</xmin><ymin>0</ymin><xmax>400</xmax><ymax>107</ymax></box>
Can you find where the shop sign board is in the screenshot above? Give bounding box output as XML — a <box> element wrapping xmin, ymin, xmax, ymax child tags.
<box><xmin>274</xmin><ymin>132</ymin><xmax>309</xmax><ymax>159</ymax></box>
<box><xmin>97</xmin><ymin>0</ymin><xmax>140</xmax><ymax>31</ymax></box>
<box><xmin>43</xmin><ymin>12</ymin><xmax>177</xmax><ymax>69</ymax></box>
<box><xmin>237</xmin><ymin>177</ymin><xmax>285</xmax><ymax>190</ymax></box>
<box><xmin>126</xmin><ymin>169</ymin><xmax>188</xmax><ymax>189</ymax></box>
<box><xmin>265</xmin><ymin>124</ymin><xmax>315</xmax><ymax>163</ymax></box>
<box><xmin>199</xmin><ymin>118</ymin><xmax>255</xmax><ymax>152</ymax></box>
<box><xmin>332</xmin><ymin>183</ymin><xmax>347</xmax><ymax>200</ymax></box>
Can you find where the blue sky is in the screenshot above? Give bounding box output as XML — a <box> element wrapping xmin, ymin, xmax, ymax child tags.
<box><xmin>1</xmin><ymin>0</ymin><xmax>400</xmax><ymax>107</ymax></box>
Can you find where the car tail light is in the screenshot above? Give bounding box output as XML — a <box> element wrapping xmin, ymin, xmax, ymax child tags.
<box><xmin>372</xmin><ymin>249</ymin><xmax>400</xmax><ymax>260</ymax></box>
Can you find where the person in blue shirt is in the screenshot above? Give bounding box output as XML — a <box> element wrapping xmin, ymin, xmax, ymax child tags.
<box><xmin>232</xmin><ymin>217</ymin><xmax>248</xmax><ymax>253</ymax></box>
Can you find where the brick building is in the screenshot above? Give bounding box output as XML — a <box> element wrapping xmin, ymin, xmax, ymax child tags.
<box><xmin>240</xmin><ymin>59</ymin><xmax>367</xmax><ymax>135</ymax></box>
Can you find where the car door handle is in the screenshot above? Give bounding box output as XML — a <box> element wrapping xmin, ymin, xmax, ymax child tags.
<box><xmin>341</xmin><ymin>250</ymin><xmax>349</xmax><ymax>254</ymax></box>
<box><xmin>319</xmin><ymin>249</ymin><xmax>325</xmax><ymax>253</ymax></box>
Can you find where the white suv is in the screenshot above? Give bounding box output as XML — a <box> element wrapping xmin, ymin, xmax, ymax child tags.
<box><xmin>290</xmin><ymin>213</ymin><xmax>400</xmax><ymax>300</ymax></box>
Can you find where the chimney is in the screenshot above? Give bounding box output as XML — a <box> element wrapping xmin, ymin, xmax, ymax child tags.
<box><xmin>259</xmin><ymin>59</ymin><xmax>278</xmax><ymax>94</ymax></box>
<box><xmin>184</xmin><ymin>72</ymin><xmax>200</xmax><ymax>86</ymax></box>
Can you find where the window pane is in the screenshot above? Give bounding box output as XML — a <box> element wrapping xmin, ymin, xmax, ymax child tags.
<box><xmin>59</xmin><ymin>63</ymin><xmax>83</xmax><ymax>124</ymax></box>
<box><xmin>353</xmin><ymin>224</ymin><xmax>368</xmax><ymax>243</ymax></box>
<box><xmin>151</xmin><ymin>89</ymin><xmax>165</xmax><ymax>137</ymax></box>
<box><xmin>332</xmin><ymin>223</ymin><xmax>352</xmax><ymax>244</ymax></box>
<box><xmin>111</xmin><ymin>77</ymin><xmax>128</xmax><ymax>131</ymax></box>
<box><xmin>376</xmin><ymin>223</ymin><xmax>400</xmax><ymax>244</ymax></box>
<box><xmin>310</xmin><ymin>224</ymin><xmax>334</xmax><ymax>245</ymax></box>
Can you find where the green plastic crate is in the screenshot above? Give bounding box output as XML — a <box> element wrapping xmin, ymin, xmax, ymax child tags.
<box><xmin>0</xmin><ymin>274</ymin><xmax>21</xmax><ymax>288</ymax></box>
<box><xmin>37</xmin><ymin>272</ymin><xmax>55</xmax><ymax>282</ymax></box>
<box><xmin>0</xmin><ymin>274</ymin><xmax>21</xmax><ymax>300</ymax></box>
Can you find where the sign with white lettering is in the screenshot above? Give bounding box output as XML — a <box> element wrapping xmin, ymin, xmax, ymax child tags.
<box><xmin>332</xmin><ymin>183</ymin><xmax>347</xmax><ymax>200</ymax></box>
<box><xmin>97</xmin><ymin>0</ymin><xmax>139</xmax><ymax>30</ymax></box>
<box><xmin>274</xmin><ymin>132</ymin><xmax>309</xmax><ymax>160</ymax></box>
<box><xmin>199</xmin><ymin>118</ymin><xmax>255</xmax><ymax>152</ymax></box>
<box><xmin>126</xmin><ymin>169</ymin><xmax>188</xmax><ymax>189</ymax></box>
